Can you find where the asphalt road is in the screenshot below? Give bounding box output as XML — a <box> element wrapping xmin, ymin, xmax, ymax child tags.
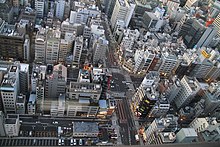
<box><xmin>110</xmin><ymin>73</ymin><xmax>127</xmax><ymax>92</ymax></box>
<box><xmin>115</xmin><ymin>98</ymin><xmax>139</xmax><ymax>145</ymax></box>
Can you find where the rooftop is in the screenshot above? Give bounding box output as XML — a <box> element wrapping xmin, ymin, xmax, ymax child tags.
<box><xmin>5</xmin><ymin>118</ymin><xmax>17</xmax><ymax>124</ymax></box>
<box><xmin>184</xmin><ymin>76</ymin><xmax>199</xmax><ymax>91</ymax></box>
<box><xmin>70</xmin><ymin>82</ymin><xmax>101</xmax><ymax>92</ymax></box>
<box><xmin>73</xmin><ymin>122</ymin><xmax>99</xmax><ymax>133</ymax></box>
<box><xmin>17</xmin><ymin>95</ymin><xmax>25</xmax><ymax>103</ymax></box>
<box><xmin>159</xmin><ymin>132</ymin><xmax>176</xmax><ymax>143</ymax></box>
<box><xmin>20</xmin><ymin>63</ymin><xmax>29</xmax><ymax>72</ymax></box>
<box><xmin>28</xmin><ymin>94</ymin><xmax>36</xmax><ymax>104</ymax></box>
<box><xmin>0</xmin><ymin>23</ymin><xmax>24</xmax><ymax>37</ymax></box>
<box><xmin>180</xmin><ymin>128</ymin><xmax>198</xmax><ymax>137</ymax></box>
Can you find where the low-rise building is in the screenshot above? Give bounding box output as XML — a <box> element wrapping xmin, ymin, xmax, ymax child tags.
<box><xmin>190</xmin><ymin>117</ymin><xmax>220</xmax><ymax>133</ymax></box>
<box><xmin>175</xmin><ymin>128</ymin><xmax>198</xmax><ymax>143</ymax></box>
<box><xmin>16</xmin><ymin>94</ymin><xmax>26</xmax><ymax>114</ymax></box>
<box><xmin>4</xmin><ymin>117</ymin><xmax>20</xmax><ymax>137</ymax></box>
<box><xmin>72</xmin><ymin>122</ymin><xmax>99</xmax><ymax>137</ymax></box>
<box><xmin>27</xmin><ymin>94</ymin><xmax>36</xmax><ymax>115</ymax></box>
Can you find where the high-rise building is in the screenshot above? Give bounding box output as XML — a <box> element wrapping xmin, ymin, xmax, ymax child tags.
<box><xmin>69</xmin><ymin>11</ymin><xmax>77</xmax><ymax>24</ymax></box>
<box><xmin>184</xmin><ymin>0</ymin><xmax>199</xmax><ymax>10</ymax></box>
<box><xmin>31</xmin><ymin>64</ymin><xmax>47</xmax><ymax>114</ymax></box>
<box><xmin>0</xmin><ymin>19</ymin><xmax>28</xmax><ymax>61</ymax></box>
<box><xmin>0</xmin><ymin>111</ymin><xmax>6</xmax><ymax>136</ymax></box>
<box><xmin>110</xmin><ymin>0</ymin><xmax>135</xmax><ymax>30</ymax></box>
<box><xmin>4</xmin><ymin>116</ymin><xmax>20</xmax><ymax>137</ymax></box>
<box><xmin>93</xmin><ymin>36</ymin><xmax>109</xmax><ymax>65</ymax></box>
<box><xmin>174</xmin><ymin>76</ymin><xmax>200</xmax><ymax>109</ymax></box>
<box><xmin>50</xmin><ymin>94</ymin><xmax>65</xmax><ymax>116</ymax></box>
<box><xmin>0</xmin><ymin>65</ymin><xmax>20</xmax><ymax>114</ymax></box>
<box><xmin>196</xmin><ymin>25</ymin><xmax>217</xmax><ymax>48</ymax></box>
<box><xmin>148</xmin><ymin>97</ymin><xmax>170</xmax><ymax>118</ymax></box>
<box><xmin>0</xmin><ymin>0</ymin><xmax>13</xmax><ymax>23</ymax></box>
<box><xmin>132</xmin><ymin>71</ymin><xmax>160</xmax><ymax>117</ymax></box>
<box><xmin>67</xmin><ymin>82</ymin><xmax>102</xmax><ymax>117</ymax></box>
<box><xmin>104</xmin><ymin>0</ymin><xmax>116</xmax><ymax>19</ymax></box>
<box><xmin>133</xmin><ymin>46</ymin><xmax>155</xmax><ymax>74</ymax></box>
<box><xmin>55</xmin><ymin>0</ymin><xmax>65</xmax><ymax>21</ymax></box>
<box><xmin>59</xmin><ymin>39</ymin><xmax>71</xmax><ymax>62</ymax></box>
<box><xmin>200</xmin><ymin>82</ymin><xmax>220</xmax><ymax>117</ymax></box>
<box><xmin>166</xmin><ymin>0</ymin><xmax>180</xmax><ymax>16</ymax></box>
<box><xmin>35</xmin><ymin>28</ymin><xmax>47</xmax><ymax>63</ymax></box>
<box><xmin>143</xmin><ymin>114</ymin><xmax>178</xmax><ymax>144</ymax></box>
<box><xmin>213</xmin><ymin>13</ymin><xmax>220</xmax><ymax>37</ymax></box>
<box><xmin>158</xmin><ymin>52</ymin><xmax>178</xmax><ymax>77</ymax></box>
<box><xmin>61</xmin><ymin>19</ymin><xmax>84</xmax><ymax>37</ymax></box>
<box><xmin>165</xmin><ymin>77</ymin><xmax>181</xmax><ymax>103</ymax></box>
<box><xmin>19</xmin><ymin>63</ymin><xmax>29</xmax><ymax>95</ymax></box>
<box><xmin>35</xmin><ymin>0</ymin><xmax>45</xmax><ymax>18</ymax></box>
<box><xmin>190</xmin><ymin>117</ymin><xmax>220</xmax><ymax>133</ymax></box>
<box><xmin>45</xmin><ymin>64</ymin><xmax>67</xmax><ymax>113</ymax></box>
<box><xmin>46</xmin><ymin>28</ymin><xmax>61</xmax><ymax>64</ymax></box>
<box><xmin>16</xmin><ymin>94</ymin><xmax>26</xmax><ymax>114</ymax></box>
<box><xmin>73</xmin><ymin>36</ymin><xmax>84</xmax><ymax>66</ymax></box>
<box><xmin>179</xmin><ymin>18</ymin><xmax>217</xmax><ymax>48</ymax></box>
<box><xmin>27</xmin><ymin>94</ymin><xmax>36</xmax><ymax>115</ymax></box>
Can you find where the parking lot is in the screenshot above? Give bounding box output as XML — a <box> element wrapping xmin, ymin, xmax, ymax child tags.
<box><xmin>0</xmin><ymin>138</ymin><xmax>88</xmax><ymax>146</ymax></box>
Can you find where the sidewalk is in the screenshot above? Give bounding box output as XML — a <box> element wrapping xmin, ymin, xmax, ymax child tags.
<box><xmin>111</xmin><ymin>112</ymin><xmax>122</xmax><ymax>145</ymax></box>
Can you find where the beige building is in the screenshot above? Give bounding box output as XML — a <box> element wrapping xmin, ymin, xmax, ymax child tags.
<box><xmin>4</xmin><ymin>117</ymin><xmax>20</xmax><ymax>137</ymax></box>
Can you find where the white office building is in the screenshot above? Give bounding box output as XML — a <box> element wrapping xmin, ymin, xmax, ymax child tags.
<box><xmin>213</xmin><ymin>13</ymin><xmax>220</xmax><ymax>37</ymax></box>
<box><xmin>28</xmin><ymin>94</ymin><xmax>36</xmax><ymax>115</ymax></box>
<box><xmin>133</xmin><ymin>46</ymin><xmax>155</xmax><ymax>74</ymax></box>
<box><xmin>174</xmin><ymin>76</ymin><xmax>200</xmax><ymax>109</ymax></box>
<box><xmin>190</xmin><ymin>117</ymin><xmax>220</xmax><ymax>133</ymax></box>
<box><xmin>73</xmin><ymin>36</ymin><xmax>84</xmax><ymax>66</ymax></box>
<box><xmin>16</xmin><ymin>94</ymin><xmax>26</xmax><ymax>114</ymax></box>
<box><xmin>166</xmin><ymin>0</ymin><xmax>180</xmax><ymax>16</ymax></box>
<box><xmin>67</xmin><ymin>82</ymin><xmax>102</xmax><ymax>117</ymax></box>
<box><xmin>55</xmin><ymin>0</ymin><xmax>65</xmax><ymax>20</ymax></box>
<box><xmin>158</xmin><ymin>52</ymin><xmax>178</xmax><ymax>77</ymax></box>
<box><xmin>93</xmin><ymin>36</ymin><xmax>109</xmax><ymax>64</ymax></box>
<box><xmin>184</xmin><ymin>0</ymin><xmax>199</xmax><ymax>10</ymax></box>
<box><xmin>19</xmin><ymin>63</ymin><xmax>29</xmax><ymax>95</ymax></box>
<box><xmin>0</xmin><ymin>65</ymin><xmax>20</xmax><ymax>114</ymax></box>
<box><xmin>35</xmin><ymin>28</ymin><xmax>47</xmax><ymax>63</ymax></box>
<box><xmin>4</xmin><ymin>117</ymin><xmax>20</xmax><ymax>137</ymax></box>
<box><xmin>69</xmin><ymin>11</ymin><xmax>77</xmax><ymax>24</ymax></box>
<box><xmin>35</xmin><ymin>0</ymin><xmax>44</xmax><ymax>18</ymax></box>
<box><xmin>46</xmin><ymin>29</ymin><xmax>61</xmax><ymax>64</ymax></box>
<box><xmin>110</xmin><ymin>0</ymin><xmax>135</xmax><ymax>30</ymax></box>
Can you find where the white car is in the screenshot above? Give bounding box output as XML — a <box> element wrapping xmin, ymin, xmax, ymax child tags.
<box><xmin>61</xmin><ymin>139</ymin><xmax>64</xmax><ymax>145</ymax></box>
<box><xmin>79</xmin><ymin>139</ymin><xmax>83</xmax><ymax>145</ymax></box>
<box><xmin>70</xmin><ymin>139</ymin><xmax>73</xmax><ymax>146</ymax></box>
<box><xmin>73</xmin><ymin>139</ymin><xmax>77</xmax><ymax>145</ymax></box>
<box><xmin>58</xmin><ymin>139</ymin><xmax>62</xmax><ymax>146</ymax></box>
